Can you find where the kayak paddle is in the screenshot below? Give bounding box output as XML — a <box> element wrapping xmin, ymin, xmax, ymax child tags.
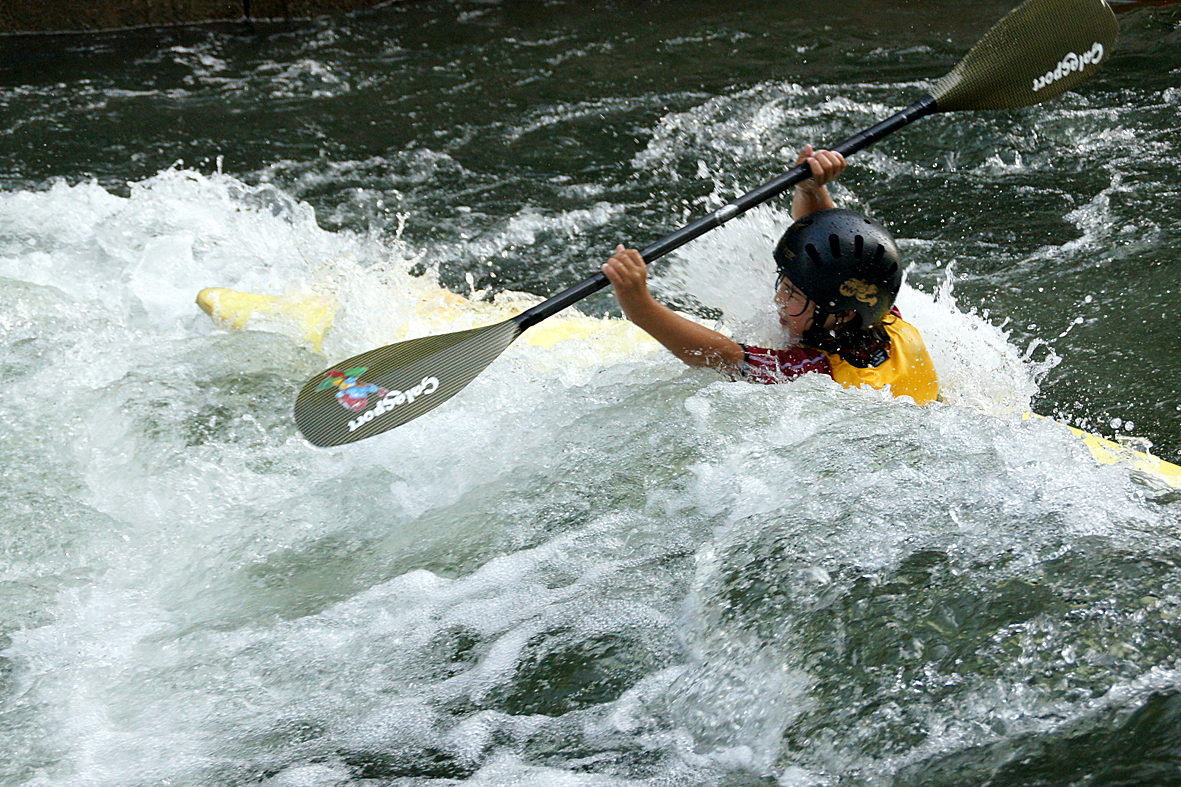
<box><xmin>294</xmin><ymin>0</ymin><xmax>1118</xmax><ymax>447</ymax></box>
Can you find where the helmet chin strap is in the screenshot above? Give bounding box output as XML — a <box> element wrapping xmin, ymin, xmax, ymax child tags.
<box><xmin>800</xmin><ymin>309</ymin><xmax>834</xmax><ymax>348</ymax></box>
<box><xmin>809</xmin><ymin>309</ymin><xmax>854</xmax><ymax>333</ymax></box>
<box><xmin>811</xmin><ymin>309</ymin><xmax>832</xmax><ymax>334</ymax></box>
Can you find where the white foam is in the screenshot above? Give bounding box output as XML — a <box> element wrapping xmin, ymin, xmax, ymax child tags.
<box><xmin>2</xmin><ymin>164</ymin><xmax>1175</xmax><ymax>787</ymax></box>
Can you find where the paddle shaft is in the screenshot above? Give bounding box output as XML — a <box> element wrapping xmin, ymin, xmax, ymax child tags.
<box><xmin>515</xmin><ymin>94</ymin><xmax>939</xmax><ymax>332</ymax></box>
<box><xmin>294</xmin><ymin>0</ymin><xmax>1119</xmax><ymax>446</ymax></box>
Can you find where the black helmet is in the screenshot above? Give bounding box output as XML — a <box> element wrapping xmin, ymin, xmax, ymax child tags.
<box><xmin>773</xmin><ymin>209</ymin><xmax>902</xmax><ymax>328</ymax></box>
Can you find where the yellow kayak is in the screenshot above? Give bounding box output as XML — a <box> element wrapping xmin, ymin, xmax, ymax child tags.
<box><xmin>1023</xmin><ymin>412</ymin><xmax>1181</xmax><ymax>491</ymax></box>
<box><xmin>197</xmin><ymin>285</ymin><xmax>1181</xmax><ymax>490</ymax></box>
<box><xmin>196</xmin><ymin>284</ymin><xmax>661</xmax><ymax>361</ymax></box>
<box><xmin>196</xmin><ymin>287</ymin><xmax>337</xmax><ymax>353</ymax></box>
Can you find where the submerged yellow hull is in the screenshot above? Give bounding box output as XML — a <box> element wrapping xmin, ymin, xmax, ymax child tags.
<box><xmin>196</xmin><ymin>285</ymin><xmax>1181</xmax><ymax>490</ymax></box>
<box><xmin>196</xmin><ymin>287</ymin><xmax>337</xmax><ymax>353</ymax></box>
<box><xmin>1022</xmin><ymin>412</ymin><xmax>1181</xmax><ymax>491</ymax></box>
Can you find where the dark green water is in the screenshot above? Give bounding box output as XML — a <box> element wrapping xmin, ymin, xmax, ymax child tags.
<box><xmin>2</xmin><ymin>2</ymin><xmax>1181</xmax><ymax>785</ymax></box>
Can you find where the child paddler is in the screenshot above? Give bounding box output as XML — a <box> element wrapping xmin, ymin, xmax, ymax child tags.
<box><xmin>601</xmin><ymin>145</ymin><xmax>939</xmax><ymax>404</ymax></box>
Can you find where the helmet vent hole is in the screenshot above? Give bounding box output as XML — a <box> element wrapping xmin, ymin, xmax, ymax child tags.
<box><xmin>854</xmin><ymin>234</ymin><xmax>864</xmax><ymax>259</ymax></box>
<box><xmin>873</xmin><ymin>244</ymin><xmax>886</xmax><ymax>265</ymax></box>
<box><xmin>829</xmin><ymin>234</ymin><xmax>842</xmax><ymax>259</ymax></box>
<box><xmin>804</xmin><ymin>243</ymin><xmax>823</xmax><ymax>265</ymax></box>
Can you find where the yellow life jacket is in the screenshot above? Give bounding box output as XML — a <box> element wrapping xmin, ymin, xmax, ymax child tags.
<box><xmin>824</xmin><ymin>316</ymin><xmax>940</xmax><ymax>405</ymax></box>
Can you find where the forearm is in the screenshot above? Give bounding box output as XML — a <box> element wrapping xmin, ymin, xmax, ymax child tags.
<box><xmin>791</xmin><ymin>145</ymin><xmax>844</xmax><ymax>220</ymax></box>
<box><xmin>621</xmin><ymin>293</ymin><xmax>744</xmax><ymax>373</ymax></box>
<box><xmin>603</xmin><ymin>245</ymin><xmax>745</xmax><ymax>374</ymax></box>
<box><xmin>792</xmin><ymin>182</ymin><xmax>836</xmax><ymax>220</ymax></box>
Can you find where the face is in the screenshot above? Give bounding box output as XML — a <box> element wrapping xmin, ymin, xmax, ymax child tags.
<box><xmin>775</xmin><ymin>275</ymin><xmax>854</xmax><ymax>339</ymax></box>
<box><xmin>774</xmin><ymin>275</ymin><xmax>816</xmax><ymax>340</ymax></box>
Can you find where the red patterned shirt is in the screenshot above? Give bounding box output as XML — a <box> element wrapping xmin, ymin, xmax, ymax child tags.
<box><xmin>736</xmin><ymin>307</ymin><xmax>939</xmax><ymax>405</ymax></box>
<box><xmin>740</xmin><ymin>343</ymin><xmax>832</xmax><ymax>384</ymax></box>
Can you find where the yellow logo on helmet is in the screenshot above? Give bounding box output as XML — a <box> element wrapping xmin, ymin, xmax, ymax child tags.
<box><xmin>839</xmin><ymin>278</ymin><xmax>878</xmax><ymax>306</ymax></box>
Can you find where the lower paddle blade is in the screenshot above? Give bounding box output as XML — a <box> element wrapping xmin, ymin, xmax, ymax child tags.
<box><xmin>931</xmin><ymin>0</ymin><xmax>1118</xmax><ymax>112</ymax></box>
<box><xmin>294</xmin><ymin>319</ymin><xmax>523</xmax><ymax>446</ymax></box>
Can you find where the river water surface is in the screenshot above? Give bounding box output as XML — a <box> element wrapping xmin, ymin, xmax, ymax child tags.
<box><xmin>3</xmin><ymin>2</ymin><xmax>1181</xmax><ymax>785</ymax></box>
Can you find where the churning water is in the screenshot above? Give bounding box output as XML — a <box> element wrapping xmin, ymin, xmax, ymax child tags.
<box><xmin>2</xmin><ymin>2</ymin><xmax>1181</xmax><ymax>785</ymax></box>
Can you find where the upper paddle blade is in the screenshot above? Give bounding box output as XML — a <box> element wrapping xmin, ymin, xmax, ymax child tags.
<box><xmin>931</xmin><ymin>0</ymin><xmax>1118</xmax><ymax>112</ymax></box>
<box><xmin>294</xmin><ymin>319</ymin><xmax>523</xmax><ymax>446</ymax></box>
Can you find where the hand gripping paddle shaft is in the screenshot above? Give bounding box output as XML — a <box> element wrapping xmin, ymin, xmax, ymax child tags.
<box><xmin>294</xmin><ymin>0</ymin><xmax>1118</xmax><ymax>447</ymax></box>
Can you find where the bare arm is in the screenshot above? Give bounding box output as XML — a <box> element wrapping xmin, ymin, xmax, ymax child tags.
<box><xmin>791</xmin><ymin>144</ymin><xmax>846</xmax><ymax>220</ymax></box>
<box><xmin>601</xmin><ymin>145</ymin><xmax>845</xmax><ymax>374</ymax></box>
<box><xmin>602</xmin><ymin>246</ymin><xmax>745</xmax><ymax>374</ymax></box>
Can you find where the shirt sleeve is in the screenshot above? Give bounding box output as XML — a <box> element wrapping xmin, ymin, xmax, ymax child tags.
<box><xmin>739</xmin><ymin>344</ymin><xmax>833</xmax><ymax>384</ymax></box>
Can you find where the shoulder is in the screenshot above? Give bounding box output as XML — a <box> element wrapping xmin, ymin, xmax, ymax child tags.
<box><xmin>881</xmin><ymin>309</ymin><xmax>926</xmax><ymax>345</ymax></box>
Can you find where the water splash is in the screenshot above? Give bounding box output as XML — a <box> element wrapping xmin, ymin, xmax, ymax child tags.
<box><xmin>3</xmin><ymin>164</ymin><xmax>1179</xmax><ymax>787</ymax></box>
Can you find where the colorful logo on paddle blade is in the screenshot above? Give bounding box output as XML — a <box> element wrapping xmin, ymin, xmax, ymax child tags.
<box><xmin>317</xmin><ymin>367</ymin><xmax>389</xmax><ymax>412</ymax></box>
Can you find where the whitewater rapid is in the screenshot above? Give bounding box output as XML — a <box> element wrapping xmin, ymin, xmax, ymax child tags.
<box><xmin>2</xmin><ymin>169</ymin><xmax>1178</xmax><ymax>787</ymax></box>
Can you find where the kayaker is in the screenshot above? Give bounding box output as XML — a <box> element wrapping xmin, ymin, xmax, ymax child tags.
<box><xmin>601</xmin><ymin>145</ymin><xmax>940</xmax><ymax>404</ymax></box>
